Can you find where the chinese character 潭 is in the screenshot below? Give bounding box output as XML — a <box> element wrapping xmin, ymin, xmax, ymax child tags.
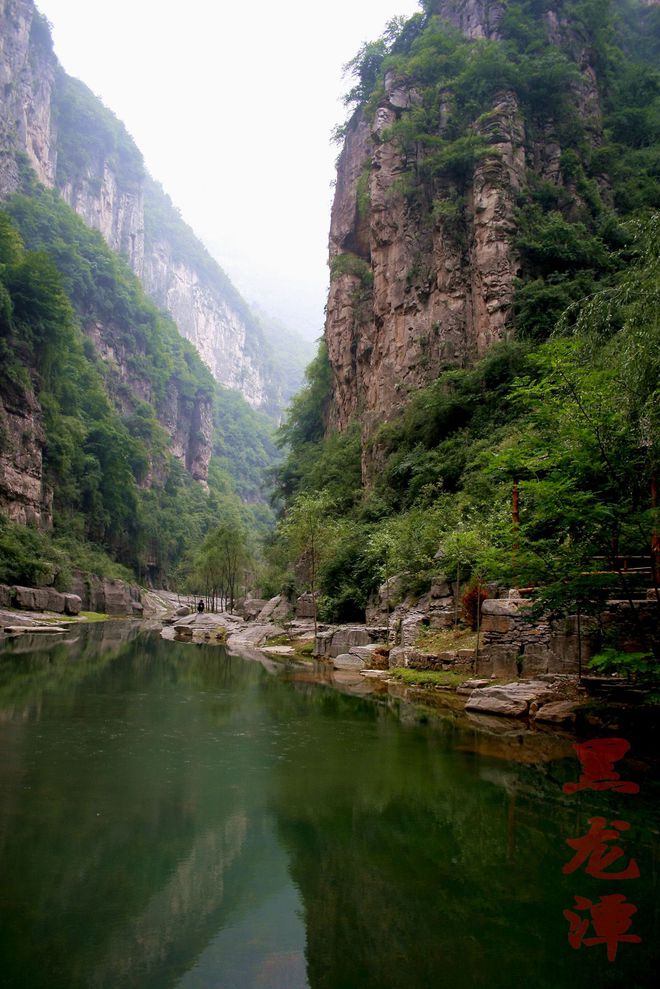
<box><xmin>563</xmin><ymin>738</ymin><xmax>639</xmax><ymax>795</ymax></box>
<box><xmin>563</xmin><ymin>817</ymin><xmax>640</xmax><ymax>880</ymax></box>
<box><xmin>564</xmin><ymin>894</ymin><xmax>641</xmax><ymax>962</ymax></box>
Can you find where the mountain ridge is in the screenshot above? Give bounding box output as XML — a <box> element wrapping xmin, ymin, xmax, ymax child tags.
<box><xmin>0</xmin><ymin>0</ymin><xmax>306</xmax><ymax>415</ymax></box>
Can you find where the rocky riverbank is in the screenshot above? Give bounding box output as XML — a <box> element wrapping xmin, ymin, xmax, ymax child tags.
<box><xmin>3</xmin><ymin>580</ymin><xmax>654</xmax><ymax>736</ymax></box>
<box><xmin>159</xmin><ymin>586</ymin><xmax>660</xmax><ymax>736</ymax></box>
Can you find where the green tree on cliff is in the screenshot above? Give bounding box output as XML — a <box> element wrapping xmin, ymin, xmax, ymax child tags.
<box><xmin>281</xmin><ymin>491</ymin><xmax>336</xmax><ymax>635</ymax></box>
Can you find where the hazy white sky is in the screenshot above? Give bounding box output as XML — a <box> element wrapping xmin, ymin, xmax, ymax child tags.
<box><xmin>36</xmin><ymin>0</ymin><xmax>421</xmax><ymax>337</ymax></box>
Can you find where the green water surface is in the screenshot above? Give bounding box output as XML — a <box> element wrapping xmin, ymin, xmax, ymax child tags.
<box><xmin>0</xmin><ymin>623</ymin><xmax>657</xmax><ymax>988</ymax></box>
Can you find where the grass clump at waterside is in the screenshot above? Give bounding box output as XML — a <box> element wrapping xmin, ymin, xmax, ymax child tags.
<box><xmin>264</xmin><ymin>634</ymin><xmax>316</xmax><ymax>661</ymax></box>
<box><xmin>265</xmin><ymin>634</ymin><xmax>292</xmax><ymax>647</ymax></box>
<box><xmin>414</xmin><ymin>626</ymin><xmax>479</xmax><ymax>654</ymax></box>
<box><xmin>391</xmin><ymin>668</ymin><xmax>468</xmax><ymax>688</ymax></box>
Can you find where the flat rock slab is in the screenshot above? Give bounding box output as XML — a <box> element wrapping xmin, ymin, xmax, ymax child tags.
<box><xmin>465</xmin><ymin>694</ymin><xmax>529</xmax><ymax>717</ymax></box>
<box><xmin>4</xmin><ymin>625</ymin><xmax>67</xmax><ymax>634</ymax></box>
<box><xmin>359</xmin><ymin>669</ymin><xmax>391</xmax><ymax>679</ymax></box>
<box><xmin>174</xmin><ymin>612</ymin><xmax>241</xmax><ymax>628</ymax></box>
<box><xmin>226</xmin><ymin>624</ymin><xmax>285</xmax><ymax>648</ymax></box>
<box><xmin>533</xmin><ymin>701</ymin><xmax>580</xmax><ymax>724</ymax></box>
<box><xmin>465</xmin><ymin>680</ymin><xmax>559</xmax><ymax>718</ymax></box>
<box><xmin>457</xmin><ymin>678</ymin><xmax>492</xmax><ymax>695</ymax></box>
<box><xmin>349</xmin><ymin>644</ymin><xmax>387</xmax><ymax>660</ymax></box>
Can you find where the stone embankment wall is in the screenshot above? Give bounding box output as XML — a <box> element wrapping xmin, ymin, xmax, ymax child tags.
<box><xmin>69</xmin><ymin>573</ymin><xmax>143</xmax><ymax>616</ymax></box>
<box><xmin>0</xmin><ymin>583</ymin><xmax>81</xmax><ymax>614</ymax></box>
<box><xmin>366</xmin><ymin>577</ymin><xmax>658</xmax><ymax>677</ymax></box>
<box><xmin>0</xmin><ymin>572</ymin><xmax>144</xmax><ymax>616</ymax></box>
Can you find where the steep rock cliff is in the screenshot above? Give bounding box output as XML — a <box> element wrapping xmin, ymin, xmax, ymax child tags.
<box><xmin>0</xmin><ymin>0</ymin><xmax>57</xmax><ymax>192</ymax></box>
<box><xmin>324</xmin><ymin>0</ymin><xmax>653</xmax><ymax>436</ymax></box>
<box><xmin>0</xmin><ymin>0</ymin><xmax>282</xmax><ymax>414</ymax></box>
<box><xmin>327</xmin><ymin>76</ymin><xmax>525</xmax><ymax>432</ymax></box>
<box><xmin>84</xmin><ymin>319</ymin><xmax>213</xmax><ymax>488</ymax></box>
<box><xmin>426</xmin><ymin>0</ymin><xmax>506</xmax><ymax>39</ymax></box>
<box><xmin>141</xmin><ymin>180</ymin><xmax>272</xmax><ymax>409</ymax></box>
<box><xmin>0</xmin><ymin>376</ymin><xmax>51</xmax><ymax>528</ymax></box>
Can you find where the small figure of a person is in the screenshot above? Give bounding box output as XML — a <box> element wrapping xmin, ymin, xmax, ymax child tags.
<box><xmin>197</xmin><ymin>599</ymin><xmax>205</xmax><ymax>614</ymax></box>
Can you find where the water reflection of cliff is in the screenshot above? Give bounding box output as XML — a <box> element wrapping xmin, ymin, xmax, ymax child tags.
<box><xmin>1</xmin><ymin>631</ymin><xmax>658</xmax><ymax>989</ymax></box>
<box><xmin>0</xmin><ymin>621</ymin><xmax>146</xmax><ymax>719</ymax></box>
<box><xmin>264</xmin><ymin>680</ymin><xmax>660</xmax><ymax>989</ymax></box>
<box><xmin>0</xmin><ymin>633</ymin><xmax>301</xmax><ymax>989</ymax></box>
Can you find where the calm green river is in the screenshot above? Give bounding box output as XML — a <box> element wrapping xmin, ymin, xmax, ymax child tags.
<box><xmin>0</xmin><ymin>623</ymin><xmax>658</xmax><ymax>989</ymax></box>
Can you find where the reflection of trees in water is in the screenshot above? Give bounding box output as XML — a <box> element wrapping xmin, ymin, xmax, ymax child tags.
<box><xmin>1</xmin><ymin>632</ymin><xmax>658</xmax><ymax>989</ymax></box>
<box><xmin>0</xmin><ymin>621</ymin><xmax>147</xmax><ymax>718</ymax></box>
<box><xmin>0</xmin><ymin>633</ymin><xmax>291</xmax><ymax>989</ymax></box>
<box><xmin>265</xmin><ymin>681</ymin><xmax>660</xmax><ymax>989</ymax></box>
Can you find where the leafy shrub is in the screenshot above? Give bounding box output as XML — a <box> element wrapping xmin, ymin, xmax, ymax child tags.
<box><xmin>588</xmin><ymin>648</ymin><xmax>658</xmax><ymax>683</ymax></box>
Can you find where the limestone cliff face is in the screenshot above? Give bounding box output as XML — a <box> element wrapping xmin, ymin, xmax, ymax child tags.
<box><xmin>141</xmin><ymin>218</ymin><xmax>269</xmax><ymax>409</ymax></box>
<box><xmin>84</xmin><ymin>321</ymin><xmax>213</xmax><ymax>487</ymax></box>
<box><xmin>0</xmin><ymin>0</ymin><xmax>57</xmax><ymax>193</ymax></box>
<box><xmin>326</xmin><ymin>80</ymin><xmax>525</xmax><ymax>432</ymax></box>
<box><xmin>0</xmin><ymin>377</ymin><xmax>52</xmax><ymax>528</ymax></box>
<box><xmin>426</xmin><ymin>0</ymin><xmax>506</xmax><ymax>39</ymax></box>
<box><xmin>58</xmin><ymin>164</ymin><xmax>145</xmax><ymax>276</ymax></box>
<box><xmin>0</xmin><ymin>0</ymin><xmax>273</xmax><ymax>414</ymax></box>
<box><xmin>324</xmin><ymin>1</ymin><xmax>616</xmax><ymax>434</ymax></box>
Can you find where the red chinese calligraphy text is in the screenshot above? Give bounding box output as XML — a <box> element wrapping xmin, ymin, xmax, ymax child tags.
<box><xmin>563</xmin><ymin>817</ymin><xmax>640</xmax><ymax>880</ymax></box>
<box><xmin>563</xmin><ymin>738</ymin><xmax>639</xmax><ymax>794</ymax></box>
<box><xmin>564</xmin><ymin>894</ymin><xmax>641</xmax><ymax>962</ymax></box>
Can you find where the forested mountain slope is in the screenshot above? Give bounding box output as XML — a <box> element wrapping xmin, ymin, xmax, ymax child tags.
<box><xmin>0</xmin><ymin>0</ymin><xmax>291</xmax><ymax>588</ymax></box>
<box><xmin>0</xmin><ymin>184</ymin><xmax>277</xmax><ymax>587</ymax></box>
<box><xmin>0</xmin><ymin>0</ymin><xmax>309</xmax><ymax>415</ymax></box>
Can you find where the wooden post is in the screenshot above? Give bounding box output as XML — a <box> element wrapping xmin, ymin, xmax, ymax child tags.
<box><xmin>512</xmin><ymin>479</ymin><xmax>520</xmax><ymax>587</ymax></box>
<box><xmin>652</xmin><ymin>474</ymin><xmax>660</xmax><ymax>590</ymax></box>
<box><xmin>475</xmin><ymin>580</ymin><xmax>481</xmax><ymax>667</ymax></box>
<box><xmin>454</xmin><ymin>562</ymin><xmax>460</xmax><ymax>628</ymax></box>
<box><xmin>577</xmin><ymin>604</ymin><xmax>582</xmax><ymax>685</ymax></box>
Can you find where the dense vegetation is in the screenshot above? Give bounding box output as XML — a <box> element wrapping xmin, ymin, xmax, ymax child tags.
<box><xmin>269</xmin><ymin>0</ymin><xmax>659</xmax><ymax>649</ymax></box>
<box><xmin>0</xmin><ymin>186</ymin><xmax>277</xmax><ymax>589</ymax></box>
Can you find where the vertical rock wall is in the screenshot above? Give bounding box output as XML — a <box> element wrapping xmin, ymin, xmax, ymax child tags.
<box><xmin>324</xmin><ymin>0</ymin><xmax>616</xmax><ymax>439</ymax></box>
<box><xmin>0</xmin><ymin>378</ymin><xmax>52</xmax><ymax>528</ymax></box>
<box><xmin>58</xmin><ymin>164</ymin><xmax>145</xmax><ymax>277</ymax></box>
<box><xmin>0</xmin><ymin>0</ymin><xmax>57</xmax><ymax>193</ymax></box>
<box><xmin>326</xmin><ymin>80</ymin><xmax>526</xmax><ymax>433</ymax></box>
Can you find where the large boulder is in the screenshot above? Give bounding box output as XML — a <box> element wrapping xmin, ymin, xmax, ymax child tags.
<box><xmin>64</xmin><ymin>594</ymin><xmax>82</xmax><ymax>615</ymax></box>
<box><xmin>532</xmin><ymin>701</ymin><xmax>580</xmax><ymax>725</ymax></box>
<box><xmin>257</xmin><ymin>596</ymin><xmax>291</xmax><ymax>622</ymax></box>
<box><xmin>480</xmin><ymin>597</ymin><xmax>527</xmax><ymax>633</ymax></box>
<box><xmin>314</xmin><ymin>625</ymin><xmax>376</xmax><ymax>659</ymax></box>
<box><xmin>333</xmin><ymin>653</ymin><xmax>366</xmax><ymax>671</ymax></box>
<box><xmin>69</xmin><ymin>571</ymin><xmax>143</xmax><ymax>616</ymax></box>
<box><xmin>349</xmin><ymin>644</ymin><xmax>387</xmax><ymax>661</ymax></box>
<box><xmin>242</xmin><ymin>598</ymin><xmax>269</xmax><ymax>620</ymax></box>
<box><xmin>400</xmin><ymin>612</ymin><xmax>427</xmax><ymax>647</ymax></box>
<box><xmin>296</xmin><ymin>593</ymin><xmax>317</xmax><ymax>619</ymax></box>
<box><xmin>466</xmin><ymin>694</ymin><xmax>529</xmax><ymax>717</ymax></box>
<box><xmin>102</xmin><ymin>579</ymin><xmax>133</xmax><ymax>616</ymax></box>
<box><xmin>0</xmin><ymin>584</ymin><xmax>13</xmax><ymax>608</ymax></box>
<box><xmin>45</xmin><ymin>588</ymin><xmax>66</xmax><ymax>613</ymax></box>
<box><xmin>226</xmin><ymin>623</ymin><xmax>286</xmax><ymax>648</ymax></box>
<box><xmin>13</xmin><ymin>586</ymin><xmax>50</xmax><ymax>611</ymax></box>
